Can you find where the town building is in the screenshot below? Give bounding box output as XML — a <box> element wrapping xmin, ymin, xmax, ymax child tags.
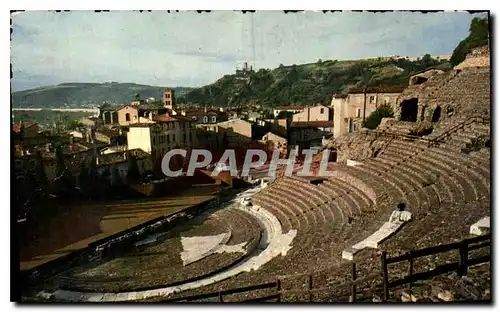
<box><xmin>195</xmin><ymin>118</ymin><xmax>252</xmax><ymax>150</ymax></box>
<box><xmin>288</xmin><ymin>120</ymin><xmax>334</xmax><ymax>151</ymax></box>
<box><xmin>94</xmin><ymin>129</ymin><xmax>127</xmax><ymax>146</ymax></box>
<box><xmin>184</xmin><ymin>108</ymin><xmax>228</xmax><ymax>124</ymax></box>
<box><xmin>259</xmin><ymin>132</ymin><xmax>288</xmax><ymax>157</ymax></box>
<box><xmin>117</xmin><ymin>104</ymin><xmax>170</xmax><ymax>127</ymax></box>
<box><xmin>217</xmin><ymin>119</ymin><xmax>253</xmax><ymax>148</ymax></box>
<box><xmin>332</xmin><ymin>85</ymin><xmax>405</xmax><ymax>138</ymax></box>
<box><xmin>127</xmin><ymin>116</ymin><xmax>197</xmax><ymax>165</ymax></box>
<box><xmin>96</xmin><ymin>149</ymin><xmax>152</xmax><ymax>186</ymax></box>
<box><xmin>292</xmin><ymin>104</ymin><xmax>332</xmax><ymax>122</ymax></box>
<box><xmin>13</xmin><ymin>122</ymin><xmax>39</xmax><ymax>139</ymax></box>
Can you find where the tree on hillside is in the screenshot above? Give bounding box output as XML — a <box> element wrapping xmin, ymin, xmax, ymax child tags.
<box><xmin>362</xmin><ymin>104</ymin><xmax>394</xmax><ymax>129</ymax></box>
<box><xmin>421</xmin><ymin>54</ymin><xmax>433</xmax><ymax>67</ymax></box>
<box><xmin>450</xmin><ymin>17</ymin><xmax>489</xmax><ymax>67</ymax></box>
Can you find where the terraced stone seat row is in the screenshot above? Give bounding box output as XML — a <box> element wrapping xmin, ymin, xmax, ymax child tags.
<box><xmin>370</xmin><ymin>154</ymin><xmax>440</xmax><ymax>209</ymax></box>
<box><xmin>377</xmin><ymin>147</ymin><xmax>455</xmax><ymax>205</ymax></box>
<box><xmin>341</xmin><ymin>161</ymin><xmax>414</xmax><ymax>213</ymax></box>
<box><xmin>251</xmin><ymin>174</ymin><xmax>381</xmax><ymax>265</ymax></box>
<box><xmin>255</xmin><ymin>180</ymin><xmax>333</xmax><ymax>253</ymax></box>
<box><xmin>385</xmin><ymin>140</ymin><xmax>490</xmax><ymax>203</ymax></box>
<box><xmin>217</xmin><ymin>208</ymin><xmax>262</xmax><ymax>246</ymax></box>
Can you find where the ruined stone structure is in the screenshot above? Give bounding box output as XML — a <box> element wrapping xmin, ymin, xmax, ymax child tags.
<box><xmin>396</xmin><ymin>46</ymin><xmax>490</xmax><ymax>124</ymax></box>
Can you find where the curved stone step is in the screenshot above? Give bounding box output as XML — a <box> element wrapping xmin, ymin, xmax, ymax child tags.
<box><xmin>374</xmin><ymin>155</ymin><xmax>437</xmax><ymax>212</ymax></box>
<box><xmin>271</xmin><ymin>186</ymin><xmax>319</xmax><ymax>228</ymax></box>
<box><xmin>384</xmin><ymin>145</ymin><xmax>468</xmax><ymax>203</ymax></box>
<box><xmin>387</xmin><ymin>141</ymin><xmax>485</xmax><ymax>202</ymax></box>
<box><xmin>381</xmin><ymin>147</ymin><xmax>456</xmax><ymax>204</ymax></box>
<box><xmin>325</xmin><ymin>178</ymin><xmax>374</xmax><ymax>212</ymax></box>
<box><xmin>251</xmin><ymin>196</ymin><xmax>294</xmax><ymax>233</ymax></box>
<box><xmin>356</xmin><ymin>160</ymin><xmax>420</xmax><ymax>211</ymax></box>
<box><xmin>339</xmin><ymin>166</ymin><xmax>404</xmax><ymax>211</ymax></box>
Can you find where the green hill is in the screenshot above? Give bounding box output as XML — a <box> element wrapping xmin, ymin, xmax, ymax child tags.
<box><xmin>179</xmin><ymin>56</ymin><xmax>451</xmax><ymax>107</ymax></box>
<box><xmin>11</xmin><ymin>82</ymin><xmax>194</xmax><ymax>108</ymax></box>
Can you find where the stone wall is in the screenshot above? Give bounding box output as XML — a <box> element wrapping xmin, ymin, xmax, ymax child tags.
<box><xmin>327</xmin><ymin>130</ymin><xmax>392</xmax><ymax>164</ymax></box>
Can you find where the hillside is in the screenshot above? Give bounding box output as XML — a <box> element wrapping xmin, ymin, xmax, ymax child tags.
<box><xmin>178</xmin><ymin>56</ymin><xmax>451</xmax><ymax>107</ymax></box>
<box><xmin>11</xmin><ymin>82</ymin><xmax>193</xmax><ymax>108</ymax></box>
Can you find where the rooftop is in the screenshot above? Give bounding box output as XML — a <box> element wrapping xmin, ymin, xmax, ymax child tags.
<box><xmin>348</xmin><ymin>85</ymin><xmax>406</xmax><ymax>94</ymax></box>
<box><xmin>275</xmin><ymin>105</ymin><xmax>306</xmax><ymax>111</ymax></box>
<box><xmin>290</xmin><ymin>121</ymin><xmax>334</xmax><ymax>128</ymax></box>
<box><xmin>13</xmin><ymin>122</ymin><xmax>38</xmax><ymax>133</ymax></box>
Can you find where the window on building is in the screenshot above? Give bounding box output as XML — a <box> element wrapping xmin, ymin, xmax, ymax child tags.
<box><xmin>125</xmin><ymin>113</ymin><xmax>130</xmax><ymax>121</ymax></box>
<box><xmin>211</xmin><ymin>116</ymin><xmax>216</xmax><ymax>123</ymax></box>
<box><xmin>369</xmin><ymin>96</ymin><xmax>375</xmax><ymax>103</ymax></box>
<box><xmin>183</xmin><ymin>133</ymin><xmax>186</xmax><ymax>143</ymax></box>
<box><xmin>320</xmin><ymin>108</ymin><xmax>324</xmax><ymax>114</ymax></box>
<box><xmin>172</xmin><ymin>134</ymin><xmax>176</xmax><ymax>142</ymax></box>
<box><xmin>384</xmin><ymin>97</ymin><xmax>389</xmax><ymax>105</ymax></box>
<box><xmin>356</xmin><ymin>108</ymin><xmax>361</xmax><ymax>118</ymax></box>
<box><xmin>203</xmin><ymin>116</ymin><xmax>208</xmax><ymax>123</ymax></box>
<box><xmin>166</xmin><ymin>93</ymin><xmax>171</xmax><ymax>99</ymax></box>
<box><xmin>166</xmin><ymin>134</ymin><xmax>170</xmax><ymax>143</ymax></box>
<box><xmin>152</xmin><ymin>136</ymin><xmax>156</xmax><ymax>145</ymax></box>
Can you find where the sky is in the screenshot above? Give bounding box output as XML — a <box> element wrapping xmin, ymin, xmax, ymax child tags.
<box><xmin>11</xmin><ymin>10</ymin><xmax>487</xmax><ymax>91</ymax></box>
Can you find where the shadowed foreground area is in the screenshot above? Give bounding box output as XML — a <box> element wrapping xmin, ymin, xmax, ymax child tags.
<box><xmin>19</xmin><ymin>187</ymin><xmax>218</xmax><ymax>272</ymax></box>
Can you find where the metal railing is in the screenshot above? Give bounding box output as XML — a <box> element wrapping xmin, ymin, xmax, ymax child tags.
<box><xmin>156</xmin><ymin>234</ymin><xmax>490</xmax><ymax>303</ymax></box>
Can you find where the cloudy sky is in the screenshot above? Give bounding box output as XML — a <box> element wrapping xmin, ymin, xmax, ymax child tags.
<box><xmin>11</xmin><ymin>10</ymin><xmax>485</xmax><ymax>91</ymax></box>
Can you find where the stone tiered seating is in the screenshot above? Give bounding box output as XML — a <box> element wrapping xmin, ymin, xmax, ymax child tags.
<box><xmin>249</xmin><ymin>172</ymin><xmax>380</xmax><ymax>275</ymax></box>
<box><xmin>384</xmin><ymin>139</ymin><xmax>487</xmax><ymax>204</ymax></box>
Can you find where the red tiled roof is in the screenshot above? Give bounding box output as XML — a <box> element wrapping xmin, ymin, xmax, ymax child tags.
<box><xmin>348</xmin><ymin>85</ymin><xmax>406</xmax><ymax>94</ymax></box>
<box><xmin>184</xmin><ymin>109</ymin><xmax>220</xmax><ymax>116</ymax></box>
<box><xmin>290</xmin><ymin>121</ymin><xmax>334</xmax><ymax>128</ymax></box>
<box><xmin>154</xmin><ymin>114</ymin><xmax>178</xmax><ymax>122</ymax></box>
<box><xmin>12</xmin><ymin>122</ymin><xmax>37</xmax><ymax>133</ymax></box>
<box><xmin>275</xmin><ymin>105</ymin><xmax>305</xmax><ymax>110</ymax></box>
<box><xmin>333</xmin><ymin>94</ymin><xmax>348</xmax><ymax>99</ymax></box>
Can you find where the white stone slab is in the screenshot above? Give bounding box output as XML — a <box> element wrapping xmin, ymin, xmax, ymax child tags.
<box><xmin>346</xmin><ymin>159</ymin><xmax>363</xmax><ymax>167</ymax></box>
<box><xmin>470</xmin><ymin>217</ymin><xmax>490</xmax><ymax>236</ymax></box>
<box><xmin>180</xmin><ymin>232</ymin><xmax>231</xmax><ymax>266</ymax></box>
<box><xmin>342</xmin><ymin>210</ymin><xmax>412</xmax><ymax>261</ymax></box>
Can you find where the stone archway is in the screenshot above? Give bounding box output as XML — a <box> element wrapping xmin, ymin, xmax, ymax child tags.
<box><xmin>400</xmin><ymin>98</ymin><xmax>418</xmax><ymax>122</ymax></box>
<box><xmin>431</xmin><ymin>106</ymin><xmax>442</xmax><ymax>123</ymax></box>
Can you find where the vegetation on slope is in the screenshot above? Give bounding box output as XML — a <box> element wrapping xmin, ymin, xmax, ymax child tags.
<box><xmin>178</xmin><ymin>57</ymin><xmax>450</xmax><ymax>107</ymax></box>
<box><xmin>450</xmin><ymin>17</ymin><xmax>489</xmax><ymax>67</ymax></box>
<box><xmin>11</xmin><ymin>82</ymin><xmax>193</xmax><ymax>108</ymax></box>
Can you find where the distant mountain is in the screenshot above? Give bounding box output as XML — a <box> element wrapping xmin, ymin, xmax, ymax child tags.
<box><xmin>178</xmin><ymin>57</ymin><xmax>451</xmax><ymax>107</ymax></box>
<box><xmin>11</xmin><ymin>82</ymin><xmax>194</xmax><ymax>108</ymax></box>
